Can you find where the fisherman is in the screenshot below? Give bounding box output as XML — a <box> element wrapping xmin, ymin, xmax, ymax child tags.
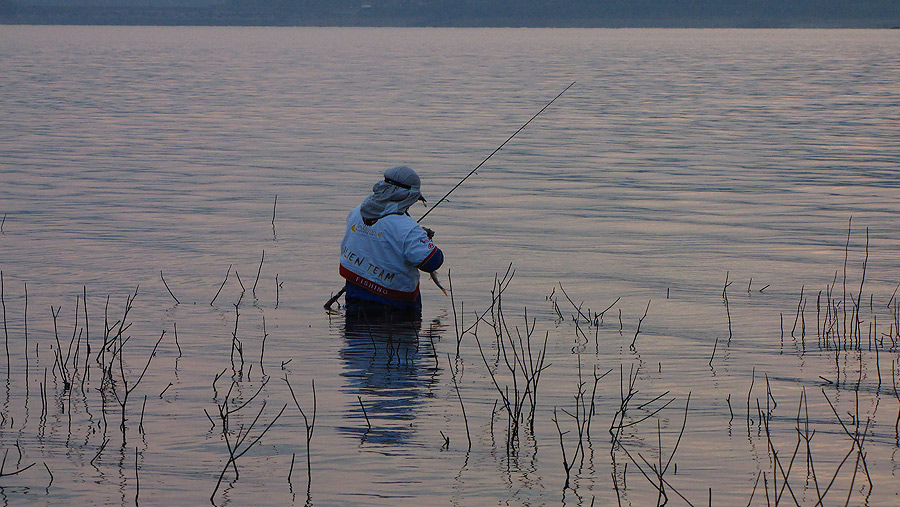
<box><xmin>339</xmin><ymin>166</ymin><xmax>444</xmax><ymax>320</ymax></box>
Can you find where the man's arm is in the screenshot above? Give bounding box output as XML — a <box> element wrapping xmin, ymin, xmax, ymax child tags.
<box><xmin>417</xmin><ymin>248</ymin><xmax>443</xmax><ymax>272</ymax></box>
<box><xmin>403</xmin><ymin>224</ymin><xmax>443</xmax><ymax>273</ymax></box>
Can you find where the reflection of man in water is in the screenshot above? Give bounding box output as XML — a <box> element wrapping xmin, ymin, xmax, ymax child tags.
<box><xmin>338</xmin><ymin>316</ymin><xmax>443</xmax><ymax>445</ymax></box>
<box><xmin>339</xmin><ymin>166</ymin><xmax>444</xmax><ymax>320</ymax></box>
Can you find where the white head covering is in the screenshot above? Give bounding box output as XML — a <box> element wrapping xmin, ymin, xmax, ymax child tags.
<box><xmin>359</xmin><ymin>166</ymin><xmax>426</xmax><ymax>220</ymax></box>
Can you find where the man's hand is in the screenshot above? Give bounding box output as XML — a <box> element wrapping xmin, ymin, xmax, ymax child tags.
<box><xmin>423</xmin><ymin>227</ymin><xmax>435</xmax><ymax>239</ymax></box>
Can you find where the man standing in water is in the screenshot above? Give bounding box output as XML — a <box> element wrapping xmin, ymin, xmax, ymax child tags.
<box><xmin>339</xmin><ymin>166</ymin><xmax>444</xmax><ymax>320</ymax></box>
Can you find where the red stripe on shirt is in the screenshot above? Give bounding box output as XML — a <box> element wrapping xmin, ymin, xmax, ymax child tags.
<box><xmin>340</xmin><ymin>265</ymin><xmax>420</xmax><ymax>302</ymax></box>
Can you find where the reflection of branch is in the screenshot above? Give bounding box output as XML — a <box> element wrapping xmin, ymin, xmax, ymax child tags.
<box><xmin>285</xmin><ymin>375</ymin><xmax>316</xmax><ymax>493</ymax></box>
<box><xmin>448</xmin><ymin>271</ymin><xmax>462</xmax><ymax>357</ymax></box>
<box><xmin>894</xmin><ymin>360</ymin><xmax>899</xmax><ymax>445</ymax></box>
<box><xmin>816</xmin><ymin>445</ymin><xmax>857</xmax><ymax>505</ymax></box>
<box><xmin>552</xmin><ymin>407</ymin><xmax>574</xmax><ymax>489</ymax></box>
<box><xmin>211</xmin><ymin>397</ymin><xmax>287</xmax><ymax>502</ymax></box>
<box><xmin>134</xmin><ymin>447</ymin><xmax>140</xmax><ymax>506</ymax></box>
<box><xmin>447</xmin><ymin>355</ymin><xmax>471</xmax><ymax>451</ymax></box>
<box><xmin>821</xmin><ymin>389</ymin><xmax>873</xmax><ymax>496</ymax></box>
<box><xmin>2</xmin><ymin>271</ymin><xmax>9</xmax><ymax>380</ymax></box>
<box><xmin>614</xmin><ymin>393</ymin><xmax>692</xmax><ymax>504</ymax></box>
<box><xmin>618</xmin><ymin>442</ymin><xmax>696</xmax><ymax>506</ymax></box>
<box><xmin>0</xmin><ymin>449</ymin><xmax>36</xmax><ymax>477</ymax></box>
<box><xmin>90</xmin><ymin>438</ymin><xmax>109</xmax><ymax>466</ymax></box>
<box><xmin>663</xmin><ymin>392</ymin><xmax>690</xmax><ymax>476</ymax></box>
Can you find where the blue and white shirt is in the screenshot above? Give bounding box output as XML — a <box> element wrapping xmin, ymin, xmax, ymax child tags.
<box><xmin>340</xmin><ymin>205</ymin><xmax>443</xmax><ymax>303</ymax></box>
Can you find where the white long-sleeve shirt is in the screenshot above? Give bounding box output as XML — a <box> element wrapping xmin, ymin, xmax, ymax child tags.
<box><xmin>340</xmin><ymin>206</ymin><xmax>440</xmax><ymax>302</ymax></box>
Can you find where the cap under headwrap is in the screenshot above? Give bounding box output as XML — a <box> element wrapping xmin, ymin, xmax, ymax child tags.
<box><xmin>359</xmin><ymin>166</ymin><xmax>426</xmax><ymax>220</ymax></box>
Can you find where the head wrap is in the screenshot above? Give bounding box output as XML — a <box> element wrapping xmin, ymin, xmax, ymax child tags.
<box><xmin>359</xmin><ymin>166</ymin><xmax>426</xmax><ymax>220</ymax></box>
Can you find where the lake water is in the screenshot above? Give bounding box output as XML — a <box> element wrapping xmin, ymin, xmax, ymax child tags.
<box><xmin>1</xmin><ymin>26</ymin><xmax>899</xmax><ymax>505</ymax></box>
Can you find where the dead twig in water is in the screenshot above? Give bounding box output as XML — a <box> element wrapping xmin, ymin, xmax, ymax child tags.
<box><xmin>271</xmin><ymin>195</ymin><xmax>277</xmax><ymax>239</ymax></box>
<box><xmin>842</xmin><ymin>217</ymin><xmax>851</xmax><ymax>344</ymax></box>
<box><xmin>210</xmin><ymin>264</ymin><xmax>232</xmax><ymax>306</ymax></box>
<box><xmin>259</xmin><ymin>316</ymin><xmax>268</xmax><ymax>377</ymax></box>
<box><xmin>160</xmin><ymin>271</ymin><xmax>180</xmax><ymax>305</ymax></box>
<box><xmin>230</xmin><ymin>304</ymin><xmax>244</xmax><ymax>377</ymax></box>
<box><xmin>252</xmin><ymin>250</ymin><xmax>265</xmax><ymax>296</ymax></box>
<box><xmin>275</xmin><ymin>274</ymin><xmax>283</xmax><ymax>309</ymax></box>
<box><xmin>629</xmin><ymin>301</ymin><xmax>651</xmax><ymax>350</ymax></box>
<box><xmin>558</xmin><ymin>283</ymin><xmax>592</xmax><ymax>324</ymax></box>
<box><xmin>887</xmin><ymin>281</ymin><xmax>900</xmax><ymax>308</ymax></box>
<box><xmin>234</xmin><ymin>271</ymin><xmax>246</xmax><ymax>307</ymax></box>
<box><xmin>173</xmin><ymin>322</ymin><xmax>182</xmax><ymax>358</ymax></box>
<box><xmin>473</xmin><ymin>301</ymin><xmax>549</xmax><ymax>453</ymax></box>
<box><xmin>552</xmin><ymin>407</ymin><xmax>576</xmax><ymax>490</ymax></box>
<box><xmin>210</xmin><ymin>400</ymin><xmax>287</xmax><ymax>502</ymax></box>
<box><xmin>110</xmin><ymin>330</ymin><xmax>166</xmax><ymax>435</ymax></box>
<box><xmin>594</xmin><ymin>297</ymin><xmax>621</xmax><ymax>327</ymax></box>
<box><xmin>357</xmin><ymin>396</ymin><xmax>371</xmax><ymax>431</ymax></box>
<box><xmin>139</xmin><ymin>395</ymin><xmax>148</xmax><ymax>434</ymax></box>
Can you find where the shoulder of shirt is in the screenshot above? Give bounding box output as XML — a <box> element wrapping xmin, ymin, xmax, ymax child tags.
<box><xmin>382</xmin><ymin>215</ymin><xmax>426</xmax><ymax>242</ymax></box>
<box><xmin>381</xmin><ymin>213</ymin><xmax>419</xmax><ymax>228</ymax></box>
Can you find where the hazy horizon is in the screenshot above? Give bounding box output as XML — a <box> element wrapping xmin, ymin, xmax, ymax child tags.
<box><xmin>3</xmin><ymin>0</ymin><xmax>900</xmax><ymax>27</ymax></box>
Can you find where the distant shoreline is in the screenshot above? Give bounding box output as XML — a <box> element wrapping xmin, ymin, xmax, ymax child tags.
<box><xmin>3</xmin><ymin>21</ymin><xmax>899</xmax><ymax>29</ymax></box>
<box><xmin>1</xmin><ymin>6</ymin><xmax>898</xmax><ymax>29</ymax></box>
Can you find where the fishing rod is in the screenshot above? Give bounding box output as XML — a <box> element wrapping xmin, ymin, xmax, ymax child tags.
<box><xmin>325</xmin><ymin>82</ymin><xmax>576</xmax><ymax>310</ymax></box>
<box><xmin>418</xmin><ymin>81</ymin><xmax>576</xmax><ymax>222</ymax></box>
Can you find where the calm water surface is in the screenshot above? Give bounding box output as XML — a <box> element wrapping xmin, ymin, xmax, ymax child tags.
<box><xmin>1</xmin><ymin>26</ymin><xmax>899</xmax><ymax>505</ymax></box>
